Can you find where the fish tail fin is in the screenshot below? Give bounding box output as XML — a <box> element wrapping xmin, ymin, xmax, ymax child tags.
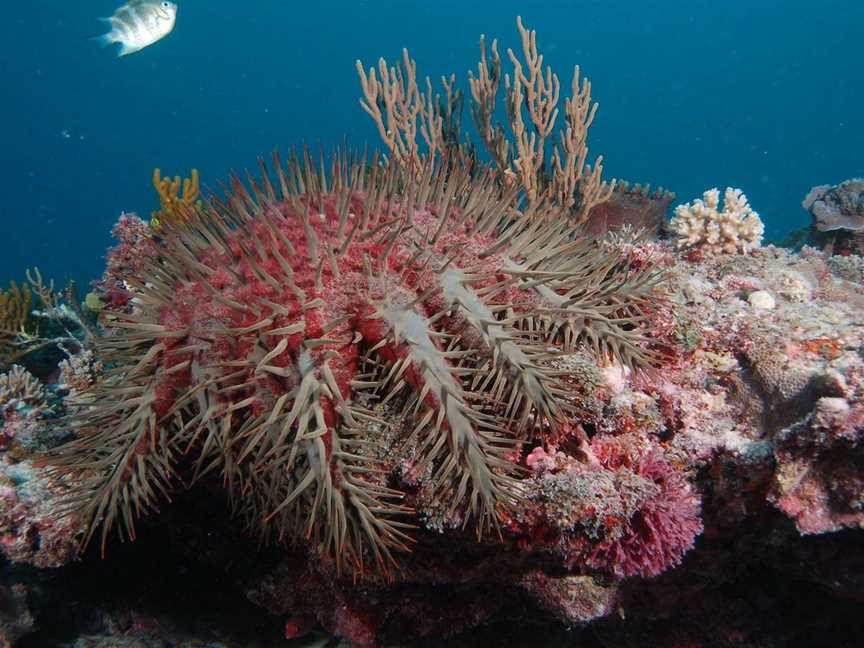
<box><xmin>92</xmin><ymin>16</ymin><xmax>124</xmax><ymax>48</ymax></box>
<box><xmin>90</xmin><ymin>33</ymin><xmax>116</xmax><ymax>49</ymax></box>
<box><xmin>117</xmin><ymin>44</ymin><xmax>142</xmax><ymax>57</ymax></box>
<box><xmin>91</xmin><ymin>18</ymin><xmax>120</xmax><ymax>48</ymax></box>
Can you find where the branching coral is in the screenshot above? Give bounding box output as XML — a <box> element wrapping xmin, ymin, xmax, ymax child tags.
<box><xmin>44</xmin><ymin>150</ymin><xmax>664</xmax><ymax>578</ymax></box>
<box><xmin>150</xmin><ymin>168</ymin><xmax>201</xmax><ymax>229</ymax></box>
<box><xmin>357</xmin><ymin>16</ymin><xmax>614</xmax><ymax>223</ymax></box>
<box><xmin>669</xmin><ymin>187</ymin><xmax>764</xmax><ymax>255</ymax></box>
<box><xmin>0</xmin><ymin>365</ymin><xmax>47</xmax><ymax>415</ymax></box>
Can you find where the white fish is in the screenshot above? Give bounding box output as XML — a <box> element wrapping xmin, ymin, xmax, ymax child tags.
<box><xmin>95</xmin><ymin>1</ymin><xmax>178</xmax><ymax>57</ymax></box>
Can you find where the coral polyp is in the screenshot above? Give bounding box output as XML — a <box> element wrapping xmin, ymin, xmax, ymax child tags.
<box><xmin>46</xmin><ymin>152</ymin><xmax>661</xmax><ymax>576</ymax></box>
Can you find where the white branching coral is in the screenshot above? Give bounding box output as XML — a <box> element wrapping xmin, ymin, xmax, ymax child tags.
<box><xmin>669</xmin><ymin>187</ymin><xmax>764</xmax><ymax>255</ymax></box>
<box><xmin>0</xmin><ymin>365</ymin><xmax>47</xmax><ymax>414</ymax></box>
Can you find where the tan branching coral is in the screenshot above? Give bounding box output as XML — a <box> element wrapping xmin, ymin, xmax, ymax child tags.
<box><xmin>24</xmin><ymin>268</ymin><xmax>58</xmax><ymax>311</ymax></box>
<box><xmin>669</xmin><ymin>187</ymin><xmax>764</xmax><ymax>255</ymax></box>
<box><xmin>356</xmin><ymin>49</ymin><xmax>447</xmax><ymax>169</ymax></box>
<box><xmin>357</xmin><ymin>16</ymin><xmax>614</xmax><ymax>223</ymax></box>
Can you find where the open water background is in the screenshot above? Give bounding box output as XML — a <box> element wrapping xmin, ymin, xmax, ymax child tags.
<box><xmin>1</xmin><ymin>0</ymin><xmax>862</xmax><ymax>286</ymax></box>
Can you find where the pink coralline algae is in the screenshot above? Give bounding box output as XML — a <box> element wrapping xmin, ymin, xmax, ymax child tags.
<box><xmin>522</xmin><ymin>434</ymin><xmax>702</xmax><ymax>579</ymax></box>
<box><xmin>583</xmin><ymin>435</ymin><xmax>703</xmax><ymax>578</ymax></box>
<box><xmin>0</xmin><ymin>457</ymin><xmax>80</xmax><ymax>568</ymax></box>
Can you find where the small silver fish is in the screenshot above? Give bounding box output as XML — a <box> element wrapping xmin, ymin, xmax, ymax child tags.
<box><xmin>95</xmin><ymin>1</ymin><xmax>178</xmax><ymax>57</ymax></box>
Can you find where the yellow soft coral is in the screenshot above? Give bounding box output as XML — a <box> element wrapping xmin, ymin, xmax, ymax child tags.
<box><xmin>0</xmin><ymin>282</ymin><xmax>32</xmax><ymax>337</ymax></box>
<box><xmin>150</xmin><ymin>168</ymin><xmax>201</xmax><ymax>229</ymax></box>
<box><xmin>0</xmin><ymin>281</ymin><xmax>36</xmax><ymax>369</ymax></box>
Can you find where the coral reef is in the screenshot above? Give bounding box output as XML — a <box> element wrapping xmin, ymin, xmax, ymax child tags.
<box><xmin>0</xmin><ymin>15</ymin><xmax>861</xmax><ymax>648</ymax></box>
<box><xmin>0</xmin><ymin>456</ymin><xmax>81</xmax><ymax>567</ymax></box>
<box><xmin>5</xmin><ymin>207</ymin><xmax>857</xmax><ymax>646</ymax></box>
<box><xmin>770</xmin><ymin>395</ymin><xmax>864</xmax><ymax>534</ymax></box>
<box><xmin>0</xmin><ymin>282</ymin><xmax>31</xmax><ymax>338</ymax></box>
<box><xmin>0</xmin><ymin>365</ymin><xmax>47</xmax><ymax>418</ymax></box>
<box><xmin>0</xmin><ymin>270</ymin><xmax>92</xmax><ymax>377</ymax></box>
<box><xmin>520</xmin><ymin>434</ymin><xmax>703</xmax><ymax>579</ymax></box>
<box><xmin>668</xmin><ymin>187</ymin><xmax>764</xmax><ymax>255</ymax></box>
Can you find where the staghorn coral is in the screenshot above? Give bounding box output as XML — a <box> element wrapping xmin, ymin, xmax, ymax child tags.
<box><xmin>668</xmin><ymin>187</ymin><xmax>764</xmax><ymax>255</ymax></box>
<box><xmin>44</xmin><ymin>150</ymin><xmax>664</xmax><ymax>578</ymax></box>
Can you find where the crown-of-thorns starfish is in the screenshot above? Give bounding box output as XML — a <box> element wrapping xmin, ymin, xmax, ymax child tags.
<box><xmin>46</xmin><ymin>151</ymin><xmax>661</xmax><ymax>577</ymax></box>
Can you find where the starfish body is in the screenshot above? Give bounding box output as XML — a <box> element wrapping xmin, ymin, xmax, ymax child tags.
<box><xmin>47</xmin><ymin>154</ymin><xmax>660</xmax><ymax>576</ymax></box>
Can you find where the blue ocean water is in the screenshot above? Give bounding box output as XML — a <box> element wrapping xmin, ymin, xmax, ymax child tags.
<box><xmin>2</xmin><ymin>0</ymin><xmax>862</xmax><ymax>287</ymax></box>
